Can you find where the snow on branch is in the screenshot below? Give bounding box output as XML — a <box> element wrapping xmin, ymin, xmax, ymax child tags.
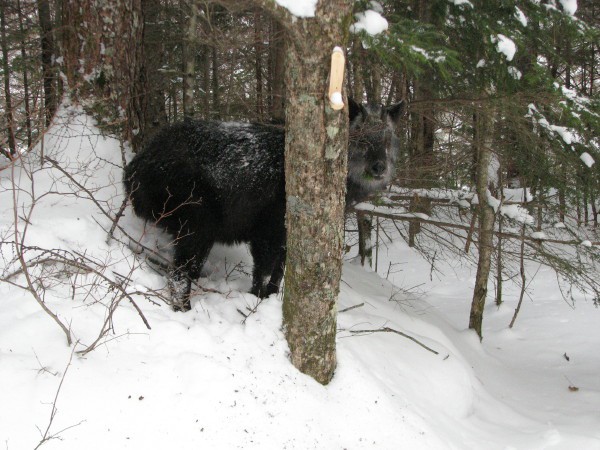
<box><xmin>558</xmin><ymin>0</ymin><xmax>577</xmax><ymax>16</ymax></box>
<box><xmin>492</xmin><ymin>34</ymin><xmax>516</xmax><ymax>61</ymax></box>
<box><xmin>448</xmin><ymin>0</ymin><xmax>473</xmax><ymax>7</ymax></box>
<box><xmin>580</xmin><ymin>152</ymin><xmax>595</xmax><ymax>168</ymax></box>
<box><xmin>350</xmin><ymin>8</ymin><xmax>388</xmax><ymax>36</ymax></box>
<box><xmin>526</xmin><ymin>103</ymin><xmax>584</xmax><ymax>151</ymax></box>
<box><xmin>274</xmin><ymin>0</ymin><xmax>317</xmax><ymax>18</ymax></box>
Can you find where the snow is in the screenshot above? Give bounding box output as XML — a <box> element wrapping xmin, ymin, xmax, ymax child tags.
<box><xmin>483</xmin><ymin>192</ymin><xmax>533</xmax><ymax>225</ymax></box>
<box><xmin>2</xmin><ymin>108</ymin><xmax>600</xmax><ymax>449</ymax></box>
<box><xmin>351</xmin><ymin>9</ymin><xmax>389</xmax><ymax>36</ymax></box>
<box><xmin>515</xmin><ymin>7</ymin><xmax>528</xmax><ymax>26</ymax></box>
<box><xmin>488</xmin><ymin>153</ymin><xmax>500</xmax><ymax>187</ymax></box>
<box><xmin>494</xmin><ymin>34</ymin><xmax>517</xmax><ymax>61</ymax></box>
<box><xmin>448</xmin><ymin>0</ymin><xmax>474</xmax><ymax>7</ymax></box>
<box><xmin>558</xmin><ymin>0</ymin><xmax>577</xmax><ymax>15</ymax></box>
<box><xmin>580</xmin><ymin>152</ymin><xmax>595</xmax><ymax>167</ymax></box>
<box><xmin>527</xmin><ymin>103</ymin><xmax>581</xmax><ymax>146</ymax></box>
<box><xmin>410</xmin><ymin>46</ymin><xmax>446</xmax><ymax>63</ymax></box>
<box><xmin>550</xmin><ymin>125</ymin><xmax>576</xmax><ymax>144</ymax></box>
<box><xmin>369</xmin><ymin>0</ymin><xmax>384</xmax><ymax>14</ymax></box>
<box><xmin>560</xmin><ymin>84</ymin><xmax>590</xmax><ymax>105</ymax></box>
<box><xmin>508</xmin><ymin>66</ymin><xmax>522</xmax><ymax>80</ymax></box>
<box><xmin>274</xmin><ymin>0</ymin><xmax>317</xmax><ymax>18</ymax></box>
<box><xmin>500</xmin><ymin>204</ymin><xmax>534</xmax><ymax>224</ymax></box>
<box><xmin>487</xmin><ymin>191</ymin><xmax>501</xmax><ymax>212</ymax></box>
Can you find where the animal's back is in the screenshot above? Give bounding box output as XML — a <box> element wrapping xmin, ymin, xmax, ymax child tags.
<box><xmin>124</xmin><ymin>119</ymin><xmax>285</xmax><ymax>239</ymax></box>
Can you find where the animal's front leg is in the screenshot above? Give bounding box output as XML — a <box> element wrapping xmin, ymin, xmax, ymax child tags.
<box><xmin>168</xmin><ymin>270</ymin><xmax>192</xmax><ymax>311</ymax></box>
<box><xmin>170</xmin><ymin>235</ymin><xmax>213</xmax><ymax>311</ymax></box>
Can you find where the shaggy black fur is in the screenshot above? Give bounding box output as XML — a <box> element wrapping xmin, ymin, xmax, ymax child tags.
<box><xmin>124</xmin><ymin>99</ymin><xmax>404</xmax><ymax>310</ymax></box>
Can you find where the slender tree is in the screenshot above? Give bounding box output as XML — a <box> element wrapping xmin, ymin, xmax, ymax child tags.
<box><xmin>17</xmin><ymin>0</ymin><xmax>32</xmax><ymax>148</ymax></box>
<box><xmin>37</xmin><ymin>0</ymin><xmax>57</xmax><ymax>126</ymax></box>
<box><xmin>268</xmin><ymin>18</ymin><xmax>285</xmax><ymax>122</ymax></box>
<box><xmin>0</xmin><ymin>0</ymin><xmax>16</xmax><ymax>157</ymax></box>
<box><xmin>469</xmin><ymin>109</ymin><xmax>495</xmax><ymax>339</ymax></box>
<box><xmin>182</xmin><ymin>0</ymin><xmax>199</xmax><ymax>117</ymax></box>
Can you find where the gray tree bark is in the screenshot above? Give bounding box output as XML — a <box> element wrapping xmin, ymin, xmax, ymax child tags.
<box><xmin>17</xmin><ymin>0</ymin><xmax>32</xmax><ymax>148</ymax></box>
<box><xmin>268</xmin><ymin>18</ymin><xmax>285</xmax><ymax>122</ymax></box>
<box><xmin>37</xmin><ymin>0</ymin><xmax>57</xmax><ymax>126</ymax></box>
<box><xmin>0</xmin><ymin>1</ymin><xmax>16</xmax><ymax>157</ymax></box>
<box><xmin>257</xmin><ymin>1</ymin><xmax>353</xmax><ymax>384</ymax></box>
<box><xmin>469</xmin><ymin>109</ymin><xmax>496</xmax><ymax>340</ymax></box>
<box><xmin>61</xmin><ymin>0</ymin><xmax>144</xmax><ymax>146</ymax></box>
<box><xmin>182</xmin><ymin>0</ymin><xmax>199</xmax><ymax>117</ymax></box>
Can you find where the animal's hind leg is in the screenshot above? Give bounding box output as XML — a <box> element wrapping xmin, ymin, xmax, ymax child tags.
<box><xmin>265</xmin><ymin>245</ymin><xmax>286</xmax><ymax>297</ymax></box>
<box><xmin>248</xmin><ymin>202</ymin><xmax>286</xmax><ymax>298</ymax></box>
<box><xmin>249</xmin><ymin>241</ymin><xmax>273</xmax><ymax>298</ymax></box>
<box><xmin>170</xmin><ymin>236</ymin><xmax>213</xmax><ymax>311</ymax></box>
<box><xmin>249</xmin><ymin>239</ymin><xmax>285</xmax><ymax>298</ymax></box>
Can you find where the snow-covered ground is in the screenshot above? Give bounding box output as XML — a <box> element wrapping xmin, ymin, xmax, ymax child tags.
<box><xmin>1</xmin><ymin>107</ymin><xmax>599</xmax><ymax>449</ymax></box>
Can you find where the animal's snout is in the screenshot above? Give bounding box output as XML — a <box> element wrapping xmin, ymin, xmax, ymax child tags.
<box><xmin>371</xmin><ymin>161</ymin><xmax>386</xmax><ymax>177</ymax></box>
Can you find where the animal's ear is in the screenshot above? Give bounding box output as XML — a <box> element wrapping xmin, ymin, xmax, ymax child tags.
<box><xmin>348</xmin><ymin>98</ymin><xmax>366</xmax><ymax>127</ymax></box>
<box><xmin>386</xmin><ymin>100</ymin><xmax>405</xmax><ymax>127</ymax></box>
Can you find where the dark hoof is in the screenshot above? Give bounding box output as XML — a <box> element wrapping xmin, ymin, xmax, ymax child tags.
<box><xmin>172</xmin><ymin>299</ymin><xmax>191</xmax><ymax>312</ymax></box>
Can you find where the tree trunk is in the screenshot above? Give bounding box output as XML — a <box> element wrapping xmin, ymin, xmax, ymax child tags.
<box><xmin>254</xmin><ymin>10</ymin><xmax>264</xmax><ymax>121</ymax></box>
<box><xmin>558</xmin><ymin>164</ymin><xmax>566</xmax><ymax>223</ymax></box>
<box><xmin>182</xmin><ymin>0</ymin><xmax>198</xmax><ymax>118</ymax></box>
<box><xmin>268</xmin><ymin>18</ymin><xmax>285</xmax><ymax>122</ymax></box>
<box><xmin>17</xmin><ymin>0</ymin><xmax>32</xmax><ymax>148</ymax></box>
<box><xmin>350</xmin><ymin>36</ymin><xmax>368</xmax><ymax>254</ymax></box>
<box><xmin>37</xmin><ymin>0</ymin><xmax>57</xmax><ymax>126</ymax></box>
<box><xmin>275</xmin><ymin>2</ymin><xmax>352</xmax><ymax>385</ymax></box>
<box><xmin>363</xmin><ymin>60</ymin><xmax>381</xmax><ymax>103</ymax></box>
<box><xmin>130</xmin><ymin>0</ymin><xmax>168</xmax><ymax>150</ymax></box>
<box><xmin>211</xmin><ymin>46</ymin><xmax>220</xmax><ymax>119</ymax></box>
<box><xmin>496</xmin><ymin>213</ymin><xmax>503</xmax><ymax>306</ymax></box>
<box><xmin>61</xmin><ymin>0</ymin><xmax>144</xmax><ymax>145</ymax></box>
<box><xmin>469</xmin><ymin>109</ymin><xmax>495</xmax><ymax>340</ymax></box>
<box><xmin>407</xmin><ymin>75</ymin><xmax>435</xmax><ymax>245</ymax></box>
<box><xmin>349</xmin><ymin>37</ymin><xmax>364</xmax><ymax>100</ymax></box>
<box><xmin>144</xmin><ymin>2</ymin><xmax>168</xmax><ymax>130</ymax></box>
<box><xmin>357</xmin><ymin>211</ymin><xmax>373</xmax><ymax>267</ymax></box>
<box><xmin>495</xmin><ymin>166</ymin><xmax>503</xmax><ymax>306</ymax></box>
<box><xmin>0</xmin><ymin>1</ymin><xmax>16</xmax><ymax>157</ymax></box>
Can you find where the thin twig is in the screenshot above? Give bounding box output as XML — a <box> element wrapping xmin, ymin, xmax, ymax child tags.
<box><xmin>345</xmin><ymin>326</ymin><xmax>439</xmax><ymax>355</ymax></box>
<box><xmin>106</xmin><ymin>196</ymin><xmax>128</xmax><ymax>244</ymax></box>
<box><xmin>338</xmin><ymin>302</ymin><xmax>364</xmax><ymax>313</ymax></box>
<box><xmin>355</xmin><ymin>207</ymin><xmax>600</xmax><ymax>246</ymax></box>
<box><xmin>239</xmin><ymin>296</ymin><xmax>267</xmax><ymax>324</ymax></box>
<box><xmin>34</xmin><ymin>345</ymin><xmax>84</xmax><ymax>449</ymax></box>
<box><xmin>10</xmin><ymin>157</ymin><xmax>72</xmax><ymax>345</ymax></box>
<box><xmin>509</xmin><ymin>223</ymin><xmax>527</xmax><ymax>328</ymax></box>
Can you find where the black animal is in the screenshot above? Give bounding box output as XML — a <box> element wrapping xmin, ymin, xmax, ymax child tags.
<box><xmin>124</xmin><ymin>98</ymin><xmax>404</xmax><ymax>310</ymax></box>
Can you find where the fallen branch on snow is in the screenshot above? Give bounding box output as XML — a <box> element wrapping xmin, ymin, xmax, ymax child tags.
<box><xmin>345</xmin><ymin>326</ymin><xmax>439</xmax><ymax>355</ymax></box>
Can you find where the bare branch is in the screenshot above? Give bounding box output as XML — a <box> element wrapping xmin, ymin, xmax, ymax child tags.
<box><xmin>34</xmin><ymin>345</ymin><xmax>84</xmax><ymax>449</ymax></box>
<box><xmin>343</xmin><ymin>326</ymin><xmax>440</xmax><ymax>355</ymax></box>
